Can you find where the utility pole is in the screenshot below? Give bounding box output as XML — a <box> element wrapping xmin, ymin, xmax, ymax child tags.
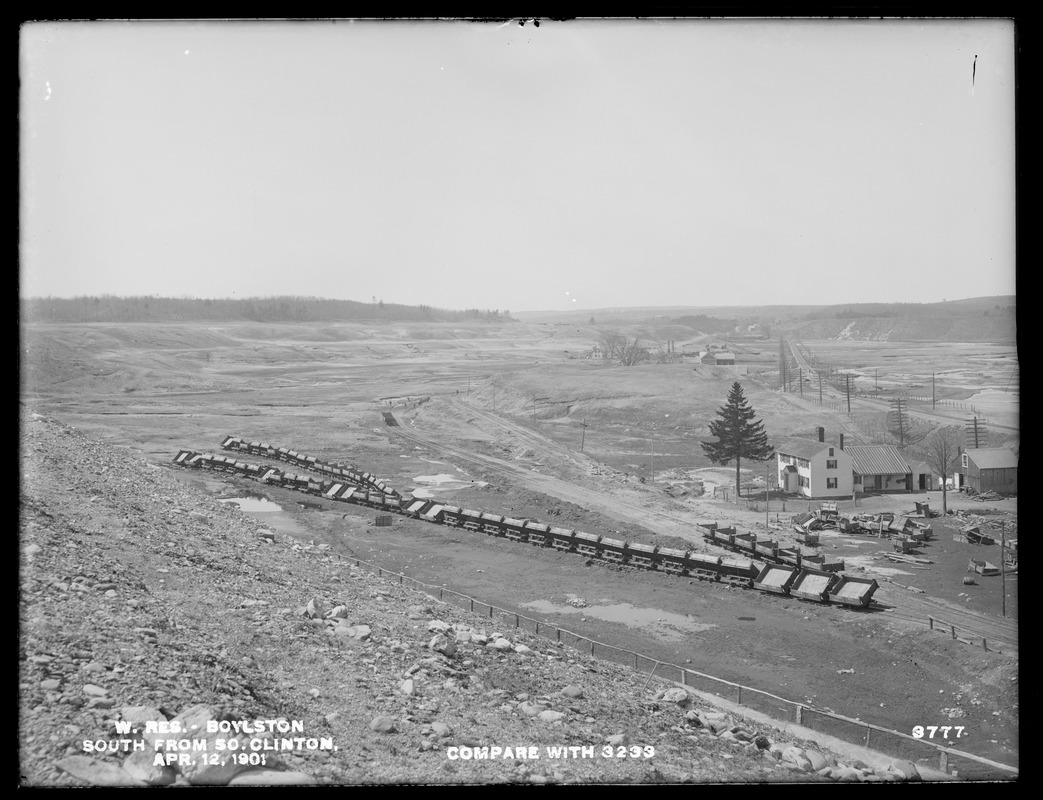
<box><xmin>650</xmin><ymin>428</ymin><xmax>655</xmax><ymax>484</ymax></box>
<box><xmin>580</xmin><ymin>418</ymin><xmax>587</xmax><ymax>453</ymax></box>
<box><xmin>1000</xmin><ymin>521</ymin><xmax>1006</xmax><ymax>618</ymax></box>
<box><xmin>932</xmin><ymin>373</ymin><xmax>936</xmax><ymax>410</ymax></box>
<box><xmin>765</xmin><ymin>461</ymin><xmax>770</xmax><ymax>529</ymax></box>
<box><xmin>845</xmin><ymin>374</ymin><xmax>851</xmax><ymax>413</ymax></box>
<box><xmin>799</xmin><ymin>367</ymin><xmax>803</xmax><ymax>398</ymax></box>
<box><xmin>532</xmin><ymin>395</ymin><xmax>537</xmax><ymax>423</ymax></box>
<box><xmin>875</xmin><ymin>368</ymin><xmax>878</xmax><ymax>394</ymax></box>
<box><xmin>818</xmin><ymin>374</ymin><xmax>823</xmax><ymax>405</ymax></box>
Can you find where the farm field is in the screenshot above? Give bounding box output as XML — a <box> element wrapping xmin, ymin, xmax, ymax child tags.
<box><xmin>20</xmin><ymin>319</ymin><xmax>1019</xmax><ymax>776</ymax></box>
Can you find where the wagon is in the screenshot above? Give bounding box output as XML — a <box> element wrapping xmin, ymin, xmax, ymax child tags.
<box><xmin>479</xmin><ymin>512</ymin><xmax>505</xmax><ymax>535</ymax></box>
<box><xmin>548</xmin><ymin>526</ymin><xmax>578</xmax><ymax>551</ymax></box>
<box><xmin>753</xmin><ymin>564</ymin><xmax>798</xmax><ymax>595</ymax></box>
<box><xmin>658</xmin><ymin>547</ymin><xmax>690</xmax><ymax>574</ymax></box>
<box><xmin>790</xmin><ymin>568</ymin><xmax>840</xmax><ymax>602</ymax></box>
<box><xmin>522</xmin><ymin>521</ymin><xmax>550</xmax><ymax>547</ymax></box>
<box><xmin>599</xmin><ymin>537</ymin><xmax>628</xmax><ymax>563</ymax></box>
<box><xmin>827</xmin><ymin>576</ymin><xmax>879</xmax><ymax>607</ymax></box>
<box><xmin>460</xmin><ymin>509</ymin><xmax>484</xmax><ymax>532</ymax></box>
<box><xmin>440</xmin><ymin>506</ymin><xmax>463</xmax><ymax>526</ymax></box>
<box><xmin>501</xmin><ymin>517</ymin><xmax>530</xmax><ymax>542</ymax></box>
<box><xmin>573</xmin><ymin>531</ymin><xmax>601</xmax><ymax>557</ymax></box>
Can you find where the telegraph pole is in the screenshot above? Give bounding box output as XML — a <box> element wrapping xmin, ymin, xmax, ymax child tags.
<box><xmin>818</xmin><ymin>374</ymin><xmax>823</xmax><ymax>405</ymax></box>
<box><xmin>997</xmin><ymin>519</ymin><xmax>1005</xmax><ymax>617</ymax></box>
<box><xmin>799</xmin><ymin>367</ymin><xmax>803</xmax><ymax>398</ymax></box>
<box><xmin>765</xmin><ymin>461</ymin><xmax>770</xmax><ymax>529</ymax></box>
<box><xmin>580</xmin><ymin>418</ymin><xmax>587</xmax><ymax>453</ymax></box>
<box><xmin>845</xmin><ymin>374</ymin><xmax>851</xmax><ymax>413</ymax></box>
<box><xmin>932</xmin><ymin>373</ymin><xmax>936</xmax><ymax>410</ymax></box>
<box><xmin>650</xmin><ymin>429</ymin><xmax>655</xmax><ymax>484</ymax></box>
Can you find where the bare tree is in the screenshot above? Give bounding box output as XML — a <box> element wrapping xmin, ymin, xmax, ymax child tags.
<box><xmin>918</xmin><ymin>425</ymin><xmax>963</xmax><ymax>515</ymax></box>
<box><xmin>598</xmin><ymin>333</ymin><xmax>650</xmax><ymax>366</ymax></box>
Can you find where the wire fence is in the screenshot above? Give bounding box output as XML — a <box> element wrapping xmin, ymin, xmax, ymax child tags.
<box><xmin>350</xmin><ymin>555</ymin><xmax>1017</xmax><ymax>781</ymax></box>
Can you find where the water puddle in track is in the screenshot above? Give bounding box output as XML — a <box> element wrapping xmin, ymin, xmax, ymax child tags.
<box><xmin>519</xmin><ymin>599</ymin><xmax>716</xmax><ymax>641</ymax></box>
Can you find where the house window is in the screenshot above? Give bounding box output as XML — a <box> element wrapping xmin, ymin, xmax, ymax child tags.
<box><xmin>798</xmin><ymin>476</ymin><xmax>809</xmax><ymax>488</ymax></box>
<box><xmin>828</xmin><ymin>448</ymin><xmax>834</xmax><ymax>457</ymax></box>
<box><xmin>853</xmin><ymin>474</ymin><xmax>862</xmax><ymax>485</ymax></box>
<box><xmin>797</xmin><ymin>458</ymin><xmax>810</xmax><ymax>469</ymax></box>
<box><xmin>826</xmin><ymin>459</ymin><xmax>837</xmax><ymax>469</ymax></box>
<box><xmin>827</xmin><ymin>478</ymin><xmax>838</xmax><ymax>489</ymax></box>
<box><xmin>962</xmin><ymin>453</ymin><xmax>969</xmax><ymax>469</ymax></box>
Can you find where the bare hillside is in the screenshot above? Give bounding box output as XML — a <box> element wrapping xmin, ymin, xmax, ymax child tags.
<box><xmin>19</xmin><ymin>410</ymin><xmax>941</xmax><ymax>786</ymax></box>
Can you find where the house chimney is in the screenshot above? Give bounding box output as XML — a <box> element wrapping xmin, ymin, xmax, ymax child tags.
<box><xmin>817</xmin><ymin>426</ymin><xmax>825</xmax><ymax>443</ymax></box>
<box><xmin>840</xmin><ymin>433</ymin><xmax>845</xmax><ymax>450</ymax></box>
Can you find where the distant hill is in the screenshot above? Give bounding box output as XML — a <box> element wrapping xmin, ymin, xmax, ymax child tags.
<box><xmin>21</xmin><ymin>296</ymin><xmax>515</xmax><ymax>325</ymax></box>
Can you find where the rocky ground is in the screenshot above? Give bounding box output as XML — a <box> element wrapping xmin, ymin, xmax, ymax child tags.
<box><xmin>18</xmin><ymin>409</ymin><xmax>951</xmax><ymax>786</ymax></box>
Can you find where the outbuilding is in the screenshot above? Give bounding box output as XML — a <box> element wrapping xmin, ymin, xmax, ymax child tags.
<box><xmin>961</xmin><ymin>448</ymin><xmax>1018</xmax><ymax>495</ymax></box>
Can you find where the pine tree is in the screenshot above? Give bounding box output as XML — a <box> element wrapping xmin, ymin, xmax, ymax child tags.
<box><xmin>701</xmin><ymin>382</ymin><xmax>774</xmax><ymax>497</ymax></box>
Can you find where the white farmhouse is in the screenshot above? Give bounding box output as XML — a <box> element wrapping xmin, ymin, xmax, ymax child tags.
<box><xmin>775</xmin><ymin>433</ymin><xmax>853</xmax><ymax>499</ymax></box>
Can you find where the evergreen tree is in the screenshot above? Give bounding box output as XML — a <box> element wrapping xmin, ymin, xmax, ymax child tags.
<box><xmin>701</xmin><ymin>382</ymin><xmax>774</xmax><ymax>497</ymax></box>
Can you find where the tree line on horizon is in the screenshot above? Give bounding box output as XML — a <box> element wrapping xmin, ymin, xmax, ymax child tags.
<box><xmin>21</xmin><ymin>295</ymin><xmax>514</xmax><ymax>325</ymax></box>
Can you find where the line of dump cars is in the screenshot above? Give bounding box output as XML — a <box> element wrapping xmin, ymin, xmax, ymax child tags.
<box><xmin>171</xmin><ymin>436</ymin><xmax>878</xmax><ymax>608</ymax></box>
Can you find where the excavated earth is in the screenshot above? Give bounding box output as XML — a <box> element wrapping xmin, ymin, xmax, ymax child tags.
<box><xmin>19</xmin><ymin>409</ymin><xmax>970</xmax><ymax>786</ymax></box>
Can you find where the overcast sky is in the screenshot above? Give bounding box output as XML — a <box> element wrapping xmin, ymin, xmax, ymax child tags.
<box><xmin>20</xmin><ymin>19</ymin><xmax>1016</xmax><ymax>313</ymax></box>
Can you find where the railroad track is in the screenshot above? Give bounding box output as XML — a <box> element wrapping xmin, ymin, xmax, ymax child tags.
<box><xmin>875</xmin><ymin>590</ymin><xmax>1018</xmax><ymax>651</ymax></box>
<box><xmin>392</xmin><ymin>422</ymin><xmax>712</xmax><ymax>547</ymax></box>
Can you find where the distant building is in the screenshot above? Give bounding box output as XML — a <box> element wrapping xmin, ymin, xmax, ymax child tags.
<box><xmin>701</xmin><ymin>351</ymin><xmax>735</xmax><ymax>366</ymax></box>
<box><xmin>776</xmin><ymin>431</ymin><xmax>853</xmax><ymax>499</ymax></box>
<box><xmin>903</xmin><ymin>457</ymin><xmax>939</xmax><ymax>492</ymax></box>
<box><xmin>961</xmin><ymin>448</ymin><xmax>1018</xmax><ymax>494</ymax></box>
<box><xmin>848</xmin><ymin>445</ymin><xmax>912</xmax><ymax>494</ymax></box>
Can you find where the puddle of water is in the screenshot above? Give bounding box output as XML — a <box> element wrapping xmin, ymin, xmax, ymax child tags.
<box><xmin>411</xmin><ymin>473</ymin><xmax>489</xmax><ymax>497</ymax></box>
<box><xmin>220</xmin><ymin>497</ymin><xmax>283</xmax><ymax>512</ymax></box>
<box><xmin>519</xmin><ymin>599</ymin><xmax>716</xmax><ymax>641</ymax></box>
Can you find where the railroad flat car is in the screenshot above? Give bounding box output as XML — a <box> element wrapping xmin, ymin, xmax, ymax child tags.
<box><xmin>173</xmin><ymin>450</ymin><xmax>196</xmax><ymax>465</ymax></box>
<box><xmin>572</xmin><ymin>531</ymin><xmax>601</xmax><ymax>556</ymax></box>
<box><xmin>599</xmin><ymin>537</ymin><xmax>628</xmax><ymax>564</ymax></box>
<box><xmin>731</xmin><ymin>532</ymin><xmax>757</xmax><ymax>554</ymax></box>
<box><xmin>221</xmin><ymin>436</ymin><xmax>242</xmax><ymax>450</ymax></box>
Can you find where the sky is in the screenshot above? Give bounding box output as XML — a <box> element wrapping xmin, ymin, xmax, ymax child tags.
<box><xmin>19</xmin><ymin>18</ymin><xmax>1017</xmax><ymax>313</ymax></box>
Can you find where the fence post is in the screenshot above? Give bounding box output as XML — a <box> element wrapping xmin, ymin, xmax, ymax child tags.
<box><xmin>796</xmin><ymin>705</ymin><xmax>803</xmax><ymax>725</ymax></box>
<box><xmin>489</xmin><ymin>604</ymin><xmax>494</xmax><ymax>618</ymax></box>
<box><xmin>951</xmin><ymin>625</ymin><xmax>956</xmax><ymax>640</ymax></box>
<box><xmin>515</xmin><ymin>613</ymin><xmax>519</xmax><ymax>628</ymax></box>
<box><xmin>983</xmin><ymin>638</ymin><xmax>987</xmax><ymax>651</ymax></box>
<box><xmin>928</xmin><ymin>617</ymin><xmax>933</xmax><ymax>630</ymax></box>
<box><xmin>864</xmin><ymin>728</ymin><xmax>870</xmax><ymax>748</ymax></box>
<box><xmin>590</xmin><ymin>640</ymin><xmax>595</xmax><ymax>657</ymax></box>
<box><xmin>737</xmin><ymin>686</ymin><xmax>742</xmax><ymax>705</ymax></box>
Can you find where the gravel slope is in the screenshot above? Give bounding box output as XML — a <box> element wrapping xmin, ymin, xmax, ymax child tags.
<box><xmin>19</xmin><ymin>409</ymin><xmax>933</xmax><ymax>785</ymax></box>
